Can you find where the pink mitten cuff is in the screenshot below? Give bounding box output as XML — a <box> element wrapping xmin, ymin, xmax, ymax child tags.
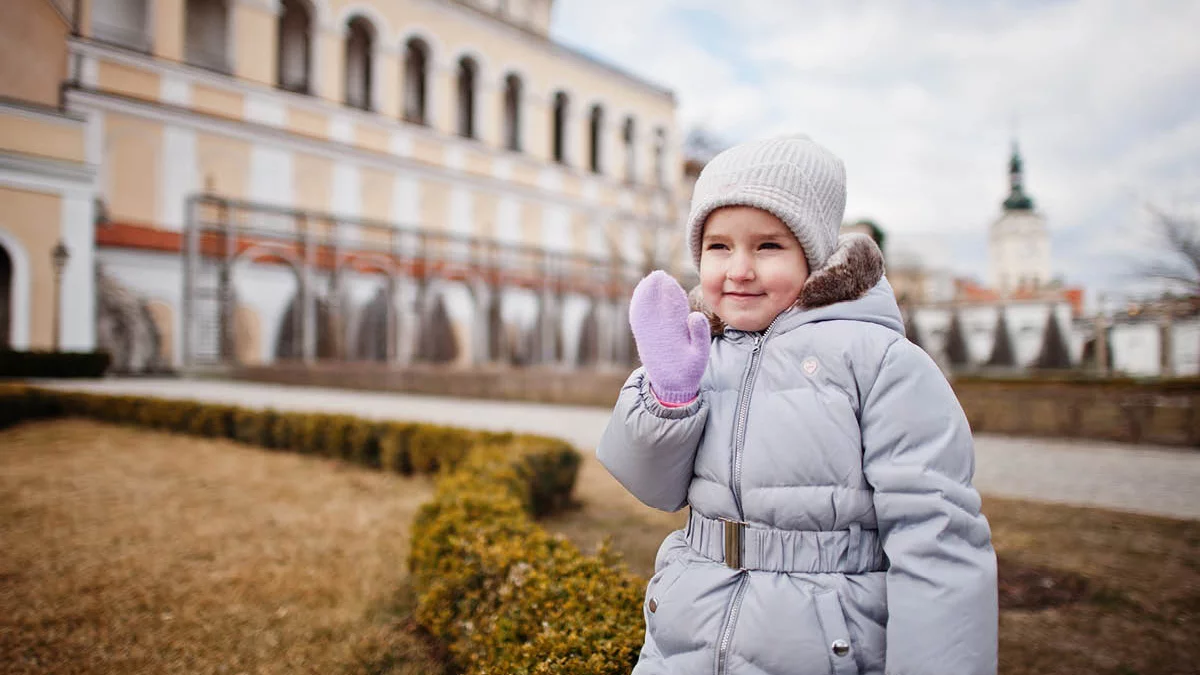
<box><xmin>653</xmin><ymin>390</ymin><xmax>697</xmax><ymax>408</ymax></box>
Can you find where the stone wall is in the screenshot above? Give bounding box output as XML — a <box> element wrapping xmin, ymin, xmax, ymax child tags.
<box><xmin>952</xmin><ymin>377</ymin><xmax>1199</xmax><ymax>447</ymax></box>
<box><xmin>229</xmin><ymin>363</ymin><xmax>630</xmax><ymax>409</ymax></box>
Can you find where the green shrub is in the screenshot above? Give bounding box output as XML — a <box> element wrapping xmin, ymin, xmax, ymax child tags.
<box><xmin>270</xmin><ymin>412</ymin><xmax>296</xmax><ymax>451</ymax></box>
<box><xmin>379</xmin><ymin>422</ymin><xmax>417</xmax><ymax>474</ymax></box>
<box><xmin>186</xmin><ymin>404</ymin><xmax>235</xmax><ymax>439</ymax></box>
<box><xmin>323</xmin><ymin>414</ymin><xmax>359</xmax><ymax>460</ymax></box>
<box><xmin>0</xmin><ymin>349</ymin><xmax>111</xmax><ymax>378</ymax></box>
<box><xmin>409</xmin><ymin>444</ymin><xmax>640</xmax><ymax>674</ymax></box>
<box><xmin>281</xmin><ymin>412</ymin><xmax>313</xmax><ymax>453</ymax></box>
<box><xmin>346</xmin><ymin>420</ymin><xmax>383</xmax><ymax>468</ymax></box>
<box><xmin>234</xmin><ymin>408</ymin><xmax>278</xmax><ymax>447</ymax></box>
<box><xmin>0</xmin><ymin>385</ymin><xmax>61</xmax><ymax>430</ymax></box>
<box><xmin>298</xmin><ymin>413</ymin><xmax>328</xmax><ymax>454</ymax></box>
<box><xmin>410</xmin><ymin>424</ymin><xmax>481</xmax><ymax>474</ymax></box>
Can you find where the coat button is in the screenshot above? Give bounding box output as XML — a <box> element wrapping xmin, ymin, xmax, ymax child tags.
<box><xmin>831</xmin><ymin>639</ymin><xmax>850</xmax><ymax>657</ymax></box>
<box><xmin>648</xmin><ymin>598</ymin><xmax>658</xmax><ymax>613</ymax></box>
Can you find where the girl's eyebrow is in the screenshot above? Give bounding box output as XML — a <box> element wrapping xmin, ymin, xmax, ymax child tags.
<box><xmin>750</xmin><ymin>232</ymin><xmax>790</xmax><ymax>241</ymax></box>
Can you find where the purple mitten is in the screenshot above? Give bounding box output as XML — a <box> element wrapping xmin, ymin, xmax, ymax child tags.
<box><xmin>629</xmin><ymin>270</ymin><xmax>712</xmax><ymax>404</ymax></box>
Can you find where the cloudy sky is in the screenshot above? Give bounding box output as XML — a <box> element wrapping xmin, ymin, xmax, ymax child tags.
<box><xmin>551</xmin><ymin>0</ymin><xmax>1200</xmax><ymax>303</ymax></box>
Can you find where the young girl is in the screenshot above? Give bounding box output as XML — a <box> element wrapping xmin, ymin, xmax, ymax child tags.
<box><xmin>598</xmin><ymin>135</ymin><xmax>998</xmax><ymax>675</ymax></box>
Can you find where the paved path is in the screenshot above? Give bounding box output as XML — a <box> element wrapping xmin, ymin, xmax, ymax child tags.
<box><xmin>37</xmin><ymin>378</ymin><xmax>1200</xmax><ymax>520</ymax></box>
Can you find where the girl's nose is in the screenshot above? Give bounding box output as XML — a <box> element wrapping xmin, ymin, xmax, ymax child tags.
<box><xmin>727</xmin><ymin>251</ymin><xmax>755</xmax><ymax>281</ymax></box>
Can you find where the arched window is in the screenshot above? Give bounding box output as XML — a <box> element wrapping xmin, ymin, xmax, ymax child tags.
<box><xmin>344</xmin><ymin>17</ymin><xmax>374</xmax><ymax>111</ymax></box>
<box><xmin>276</xmin><ymin>0</ymin><xmax>311</xmax><ymax>93</ymax></box>
<box><xmin>403</xmin><ymin>38</ymin><xmax>430</xmax><ymax>124</ymax></box>
<box><xmin>551</xmin><ymin>92</ymin><xmax>569</xmax><ymax>164</ymax></box>
<box><xmin>92</xmin><ymin>0</ymin><xmax>150</xmax><ymax>51</ymax></box>
<box><xmin>653</xmin><ymin>127</ymin><xmax>667</xmax><ymax>186</ymax></box>
<box><xmin>0</xmin><ymin>244</ymin><xmax>11</xmax><ymax>349</ymax></box>
<box><xmin>588</xmin><ymin>105</ymin><xmax>604</xmax><ymax>174</ymax></box>
<box><xmin>456</xmin><ymin>57</ymin><xmax>478</xmax><ymax>139</ymax></box>
<box><xmin>503</xmin><ymin>74</ymin><xmax>522</xmax><ymax>151</ymax></box>
<box><xmin>185</xmin><ymin>0</ymin><xmax>230</xmax><ymax>72</ymax></box>
<box><xmin>622</xmin><ymin>116</ymin><xmax>637</xmax><ymax>183</ymax></box>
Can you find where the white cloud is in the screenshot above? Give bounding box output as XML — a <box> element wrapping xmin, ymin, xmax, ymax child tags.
<box><xmin>551</xmin><ymin>0</ymin><xmax>1200</xmax><ymax>299</ymax></box>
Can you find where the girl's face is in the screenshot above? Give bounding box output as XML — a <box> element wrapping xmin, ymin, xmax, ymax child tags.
<box><xmin>700</xmin><ymin>206</ymin><xmax>810</xmax><ymax>332</ymax></box>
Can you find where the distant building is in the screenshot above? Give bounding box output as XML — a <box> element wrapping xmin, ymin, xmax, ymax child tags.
<box><xmin>1</xmin><ymin>0</ymin><xmax>686</xmax><ymax>373</ymax></box>
<box><xmin>880</xmin><ymin>142</ymin><xmax>1097</xmax><ymax>373</ymax></box>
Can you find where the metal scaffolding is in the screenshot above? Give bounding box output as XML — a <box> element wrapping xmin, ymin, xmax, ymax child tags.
<box><xmin>181</xmin><ymin>193</ymin><xmax>642</xmax><ymax>370</ymax></box>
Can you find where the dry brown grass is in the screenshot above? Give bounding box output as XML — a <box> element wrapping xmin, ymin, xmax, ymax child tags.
<box><xmin>0</xmin><ymin>419</ymin><xmax>444</xmax><ymax>675</ymax></box>
<box><xmin>545</xmin><ymin>451</ymin><xmax>1200</xmax><ymax>675</ymax></box>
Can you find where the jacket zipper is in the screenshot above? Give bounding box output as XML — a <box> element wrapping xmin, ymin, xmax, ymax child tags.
<box><xmin>715</xmin><ymin>573</ymin><xmax>750</xmax><ymax>675</ymax></box>
<box><xmin>717</xmin><ymin>319</ymin><xmax>778</xmax><ymax>675</ymax></box>
<box><xmin>730</xmin><ymin>316</ymin><xmax>778</xmax><ymax>520</ymax></box>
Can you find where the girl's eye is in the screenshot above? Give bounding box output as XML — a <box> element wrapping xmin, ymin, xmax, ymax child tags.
<box><xmin>759</xmin><ymin>242</ymin><xmax>782</xmax><ymax>250</ymax></box>
<box><xmin>705</xmin><ymin>242</ymin><xmax>728</xmax><ymax>251</ymax></box>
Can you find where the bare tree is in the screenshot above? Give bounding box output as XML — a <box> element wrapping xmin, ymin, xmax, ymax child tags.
<box><xmin>682</xmin><ymin>127</ymin><xmax>730</xmax><ymax>166</ymax></box>
<box><xmin>1139</xmin><ymin>207</ymin><xmax>1200</xmax><ymax>296</ymax></box>
<box><xmin>591</xmin><ymin>211</ymin><xmax>686</xmax><ymax>369</ymax></box>
<box><xmin>603</xmin><ymin>218</ymin><xmax>689</xmax><ymax>282</ymax></box>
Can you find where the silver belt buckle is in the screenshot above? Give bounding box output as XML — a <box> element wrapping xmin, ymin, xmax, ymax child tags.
<box><xmin>721</xmin><ymin>518</ymin><xmax>745</xmax><ymax>569</ymax></box>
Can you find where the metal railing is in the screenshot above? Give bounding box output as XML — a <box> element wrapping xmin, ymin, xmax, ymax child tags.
<box><xmin>182</xmin><ymin>194</ymin><xmax>645</xmax><ymax>368</ymax></box>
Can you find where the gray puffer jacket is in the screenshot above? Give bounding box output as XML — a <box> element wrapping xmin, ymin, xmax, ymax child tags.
<box><xmin>597</xmin><ymin>236</ymin><xmax>998</xmax><ymax>675</ymax></box>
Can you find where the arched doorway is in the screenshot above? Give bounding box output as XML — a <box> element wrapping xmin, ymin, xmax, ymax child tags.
<box><xmin>0</xmin><ymin>244</ymin><xmax>11</xmax><ymax>348</ymax></box>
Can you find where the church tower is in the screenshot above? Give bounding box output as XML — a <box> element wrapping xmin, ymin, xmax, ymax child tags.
<box><xmin>988</xmin><ymin>141</ymin><xmax>1051</xmax><ymax>295</ymax></box>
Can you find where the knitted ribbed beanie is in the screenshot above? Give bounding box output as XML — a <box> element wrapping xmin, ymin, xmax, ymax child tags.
<box><xmin>686</xmin><ymin>134</ymin><xmax>847</xmax><ymax>273</ymax></box>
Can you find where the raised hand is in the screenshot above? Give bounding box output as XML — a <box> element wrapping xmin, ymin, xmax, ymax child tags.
<box><xmin>628</xmin><ymin>271</ymin><xmax>712</xmax><ymax>404</ymax></box>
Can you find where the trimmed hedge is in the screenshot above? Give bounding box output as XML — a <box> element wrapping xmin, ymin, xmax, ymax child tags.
<box><xmin>0</xmin><ymin>350</ymin><xmax>111</xmax><ymax>378</ymax></box>
<box><xmin>0</xmin><ymin>384</ymin><xmax>647</xmax><ymax>674</ymax></box>
<box><xmin>410</xmin><ymin>445</ymin><xmax>644</xmax><ymax>674</ymax></box>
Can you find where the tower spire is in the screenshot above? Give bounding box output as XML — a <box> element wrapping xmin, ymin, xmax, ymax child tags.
<box><xmin>1003</xmin><ymin>139</ymin><xmax>1034</xmax><ymax>211</ymax></box>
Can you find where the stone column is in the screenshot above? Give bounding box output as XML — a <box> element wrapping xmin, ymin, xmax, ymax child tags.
<box><xmin>1094</xmin><ymin>313</ymin><xmax>1108</xmax><ymax>375</ymax></box>
<box><xmin>1160</xmin><ymin>310</ymin><xmax>1174</xmax><ymax>377</ymax></box>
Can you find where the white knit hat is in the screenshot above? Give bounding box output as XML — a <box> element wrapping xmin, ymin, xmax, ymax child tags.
<box><xmin>686</xmin><ymin>134</ymin><xmax>847</xmax><ymax>273</ymax></box>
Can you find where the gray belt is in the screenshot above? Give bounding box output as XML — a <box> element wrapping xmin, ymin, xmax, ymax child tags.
<box><xmin>685</xmin><ymin>510</ymin><xmax>888</xmax><ymax>574</ymax></box>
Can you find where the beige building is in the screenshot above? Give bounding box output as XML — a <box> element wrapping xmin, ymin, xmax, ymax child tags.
<box><xmin>0</xmin><ymin>0</ymin><xmax>685</xmax><ymax>370</ymax></box>
<box><xmin>0</xmin><ymin>0</ymin><xmax>97</xmax><ymax>352</ymax></box>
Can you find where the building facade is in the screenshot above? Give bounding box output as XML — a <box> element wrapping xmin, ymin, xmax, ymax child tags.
<box><xmin>1</xmin><ymin>0</ymin><xmax>686</xmax><ymax>371</ymax></box>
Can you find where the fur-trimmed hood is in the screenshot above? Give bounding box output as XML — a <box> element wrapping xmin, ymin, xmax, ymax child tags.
<box><xmin>688</xmin><ymin>232</ymin><xmax>895</xmax><ymax>335</ymax></box>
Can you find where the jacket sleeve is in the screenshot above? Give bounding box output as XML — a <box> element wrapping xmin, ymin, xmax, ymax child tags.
<box><xmin>860</xmin><ymin>339</ymin><xmax>998</xmax><ymax>675</ymax></box>
<box><xmin>596</xmin><ymin>367</ymin><xmax>708</xmax><ymax>512</ymax></box>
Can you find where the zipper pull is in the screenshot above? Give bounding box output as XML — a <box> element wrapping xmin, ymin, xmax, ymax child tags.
<box><xmin>752</xmin><ymin>335</ymin><xmax>763</xmax><ymax>352</ymax></box>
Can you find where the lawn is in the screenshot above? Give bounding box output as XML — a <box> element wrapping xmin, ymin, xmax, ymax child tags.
<box><xmin>0</xmin><ymin>419</ymin><xmax>444</xmax><ymax>675</ymax></box>
<box><xmin>543</xmin><ymin>450</ymin><xmax>1200</xmax><ymax>675</ymax></box>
